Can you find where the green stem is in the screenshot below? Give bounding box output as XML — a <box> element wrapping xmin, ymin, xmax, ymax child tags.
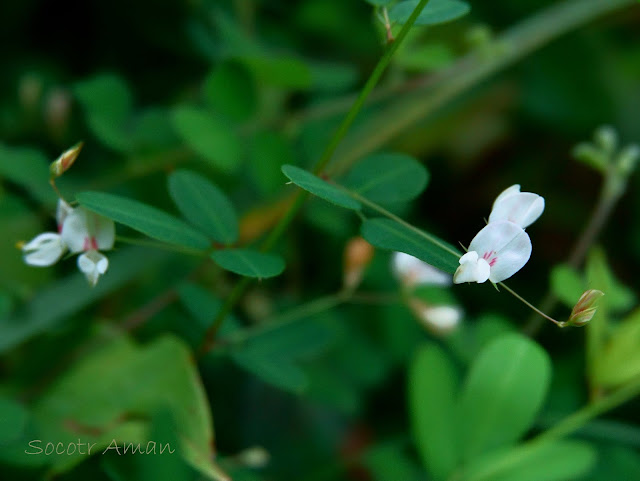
<box><xmin>197</xmin><ymin>0</ymin><xmax>433</xmax><ymax>351</ymax></box>
<box><xmin>330</xmin><ymin>0</ymin><xmax>635</xmax><ymax>175</ymax></box>
<box><xmin>499</xmin><ymin>282</ymin><xmax>564</xmax><ymax>327</ymax></box>
<box><xmin>115</xmin><ymin>235</ymin><xmax>205</xmax><ymax>257</ymax></box>
<box><xmin>348</xmin><ymin>190</ymin><xmax>461</xmax><ymax>259</ymax></box>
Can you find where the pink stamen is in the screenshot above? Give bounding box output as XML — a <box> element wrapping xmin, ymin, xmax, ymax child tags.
<box><xmin>482</xmin><ymin>251</ymin><xmax>498</xmax><ymax>267</ymax></box>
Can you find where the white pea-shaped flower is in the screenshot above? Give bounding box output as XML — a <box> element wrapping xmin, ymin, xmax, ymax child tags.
<box><xmin>22</xmin><ymin>200</ymin><xmax>115</xmax><ymax>286</ymax></box>
<box><xmin>391</xmin><ymin>251</ymin><xmax>452</xmax><ymax>287</ymax></box>
<box><xmin>453</xmin><ymin>221</ymin><xmax>531</xmax><ymax>284</ymax></box>
<box><xmin>489</xmin><ymin>184</ymin><xmax>544</xmax><ymax>229</ymax></box>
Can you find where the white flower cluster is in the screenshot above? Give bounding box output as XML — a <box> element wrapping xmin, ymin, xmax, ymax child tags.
<box><xmin>454</xmin><ymin>185</ymin><xmax>544</xmax><ymax>284</ymax></box>
<box><xmin>22</xmin><ymin>200</ymin><xmax>115</xmax><ymax>286</ymax></box>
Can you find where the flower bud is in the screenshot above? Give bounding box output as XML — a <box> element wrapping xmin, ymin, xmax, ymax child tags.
<box><xmin>409</xmin><ymin>299</ymin><xmax>462</xmax><ymax>335</ymax></box>
<box><xmin>594</xmin><ymin>125</ymin><xmax>617</xmax><ymax>156</ymax></box>
<box><xmin>343</xmin><ymin>237</ymin><xmax>374</xmax><ymax>290</ymax></box>
<box><xmin>567</xmin><ymin>289</ymin><xmax>604</xmax><ymax>327</ymax></box>
<box><xmin>236</xmin><ymin>446</ymin><xmax>270</xmax><ymax>468</ymax></box>
<box><xmin>572</xmin><ymin>143</ymin><xmax>607</xmax><ymax>172</ymax></box>
<box><xmin>50</xmin><ymin>141</ymin><xmax>83</xmax><ymax>179</ymax></box>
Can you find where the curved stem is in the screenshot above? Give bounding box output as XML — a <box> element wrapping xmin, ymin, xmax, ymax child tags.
<box><xmin>499</xmin><ymin>282</ymin><xmax>564</xmax><ymax>327</ymax></box>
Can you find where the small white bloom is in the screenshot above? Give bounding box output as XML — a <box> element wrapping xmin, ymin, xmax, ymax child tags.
<box><xmin>77</xmin><ymin>250</ymin><xmax>109</xmax><ymax>287</ymax></box>
<box><xmin>22</xmin><ymin>200</ymin><xmax>115</xmax><ymax>286</ymax></box>
<box><xmin>489</xmin><ymin>184</ymin><xmax>544</xmax><ymax>229</ymax></box>
<box><xmin>22</xmin><ymin>233</ymin><xmax>66</xmax><ymax>267</ymax></box>
<box><xmin>453</xmin><ymin>221</ymin><xmax>531</xmax><ymax>284</ymax></box>
<box><xmin>392</xmin><ymin>252</ymin><xmax>452</xmax><ymax>287</ymax></box>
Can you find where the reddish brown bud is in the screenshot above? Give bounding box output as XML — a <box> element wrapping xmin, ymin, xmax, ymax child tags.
<box><xmin>343</xmin><ymin>237</ymin><xmax>374</xmax><ymax>290</ymax></box>
<box><xmin>567</xmin><ymin>289</ymin><xmax>604</xmax><ymax>327</ymax></box>
<box><xmin>50</xmin><ymin>141</ymin><xmax>83</xmax><ymax>178</ymax></box>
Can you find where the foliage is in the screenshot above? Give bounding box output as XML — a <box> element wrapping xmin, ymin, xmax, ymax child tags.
<box><xmin>1</xmin><ymin>0</ymin><xmax>640</xmax><ymax>480</ymax></box>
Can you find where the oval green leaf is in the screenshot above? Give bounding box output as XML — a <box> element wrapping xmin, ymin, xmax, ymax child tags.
<box><xmin>204</xmin><ymin>61</ymin><xmax>257</xmax><ymax>123</ymax></box>
<box><xmin>389</xmin><ymin>0</ymin><xmax>470</xmax><ymax>26</ymax></box>
<box><xmin>211</xmin><ymin>249</ymin><xmax>285</xmax><ymax>278</ymax></box>
<box><xmin>360</xmin><ymin>218</ymin><xmax>460</xmax><ymax>273</ymax></box>
<box><xmin>168</xmin><ymin>169</ymin><xmax>238</xmax><ymax>245</ymax></box>
<box><xmin>464</xmin><ymin>441</ymin><xmax>596</xmax><ymax>481</ymax></box>
<box><xmin>76</xmin><ymin>191</ymin><xmax>210</xmax><ymax>250</ymax></box>
<box><xmin>171</xmin><ymin>106</ymin><xmax>241</xmax><ymax>172</ymax></box>
<box><xmin>281</xmin><ymin>164</ymin><xmax>361</xmax><ymax>211</ymax></box>
<box><xmin>457</xmin><ymin>334</ymin><xmax>551</xmax><ymax>462</ymax></box>
<box><xmin>409</xmin><ymin>344</ymin><xmax>460</xmax><ymax>480</ymax></box>
<box><xmin>74</xmin><ymin>74</ymin><xmax>133</xmax><ymax>152</ymax></box>
<box><xmin>343</xmin><ymin>152</ymin><xmax>429</xmax><ymax>203</ymax></box>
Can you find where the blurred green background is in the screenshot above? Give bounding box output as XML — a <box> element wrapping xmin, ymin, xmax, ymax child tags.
<box><xmin>1</xmin><ymin>0</ymin><xmax>640</xmax><ymax>480</ymax></box>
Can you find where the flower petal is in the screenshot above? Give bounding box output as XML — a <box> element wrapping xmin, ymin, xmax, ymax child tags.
<box><xmin>61</xmin><ymin>207</ymin><xmax>115</xmax><ymax>252</ymax></box>
<box><xmin>392</xmin><ymin>252</ymin><xmax>452</xmax><ymax>287</ymax></box>
<box><xmin>56</xmin><ymin>199</ymin><xmax>74</xmax><ymax>229</ymax></box>
<box><xmin>61</xmin><ymin>208</ymin><xmax>90</xmax><ymax>253</ymax></box>
<box><xmin>453</xmin><ymin>251</ymin><xmax>491</xmax><ymax>284</ymax></box>
<box><xmin>22</xmin><ymin>233</ymin><xmax>66</xmax><ymax>267</ymax></box>
<box><xmin>492</xmin><ymin>184</ymin><xmax>521</xmax><ymax>209</ymax></box>
<box><xmin>77</xmin><ymin>250</ymin><xmax>109</xmax><ymax>286</ymax></box>
<box><xmin>422</xmin><ymin>305</ymin><xmax>462</xmax><ymax>332</ymax></box>
<box><xmin>469</xmin><ymin>221</ymin><xmax>532</xmax><ymax>283</ymax></box>
<box><xmin>489</xmin><ymin>192</ymin><xmax>545</xmax><ymax>229</ymax></box>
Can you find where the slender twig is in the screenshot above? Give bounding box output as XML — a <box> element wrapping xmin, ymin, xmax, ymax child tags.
<box><xmin>115</xmin><ymin>235</ymin><xmax>206</xmax><ymax>257</ymax></box>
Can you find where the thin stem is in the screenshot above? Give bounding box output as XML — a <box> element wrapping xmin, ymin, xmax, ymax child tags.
<box><xmin>115</xmin><ymin>235</ymin><xmax>205</xmax><ymax>257</ymax></box>
<box><xmin>349</xmin><ymin>190</ymin><xmax>461</xmax><ymax>258</ymax></box>
<box><xmin>197</xmin><ymin>0</ymin><xmax>433</xmax><ymax>351</ymax></box>
<box><xmin>312</xmin><ymin>0</ymin><xmax>433</xmax><ymax>176</ymax></box>
<box><xmin>499</xmin><ymin>282</ymin><xmax>564</xmax><ymax>327</ymax></box>
<box><xmin>522</xmin><ymin>167</ymin><xmax>627</xmax><ymax>336</ymax></box>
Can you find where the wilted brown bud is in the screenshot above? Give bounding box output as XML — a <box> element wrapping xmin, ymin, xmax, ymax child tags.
<box><xmin>50</xmin><ymin>141</ymin><xmax>83</xmax><ymax>178</ymax></box>
<box><xmin>343</xmin><ymin>237</ymin><xmax>374</xmax><ymax>290</ymax></box>
<box><xmin>567</xmin><ymin>289</ymin><xmax>604</xmax><ymax>327</ymax></box>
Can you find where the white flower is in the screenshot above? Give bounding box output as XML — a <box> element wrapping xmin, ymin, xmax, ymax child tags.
<box><xmin>77</xmin><ymin>251</ymin><xmax>109</xmax><ymax>287</ymax></box>
<box><xmin>22</xmin><ymin>233</ymin><xmax>66</xmax><ymax>267</ymax></box>
<box><xmin>489</xmin><ymin>184</ymin><xmax>544</xmax><ymax>229</ymax></box>
<box><xmin>453</xmin><ymin>221</ymin><xmax>531</xmax><ymax>284</ymax></box>
<box><xmin>409</xmin><ymin>299</ymin><xmax>462</xmax><ymax>335</ymax></box>
<box><xmin>22</xmin><ymin>199</ymin><xmax>115</xmax><ymax>286</ymax></box>
<box><xmin>392</xmin><ymin>252</ymin><xmax>452</xmax><ymax>287</ymax></box>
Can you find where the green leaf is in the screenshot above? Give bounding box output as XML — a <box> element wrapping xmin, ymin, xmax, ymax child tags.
<box><xmin>362</xmin><ymin>440</ymin><xmax>423</xmax><ymax>481</ymax></box>
<box><xmin>360</xmin><ymin>218</ymin><xmax>460</xmax><ymax>273</ymax></box>
<box><xmin>249</xmin><ymin>131</ymin><xmax>296</xmax><ymax>196</ymax></box>
<box><xmin>0</xmin><ymin>247</ymin><xmax>170</xmax><ymax>352</ymax></box>
<box><xmin>168</xmin><ymin>169</ymin><xmax>238</xmax><ymax>245</ymax></box>
<box><xmin>171</xmin><ymin>106</ymin><xmax>242</xmax><ymax>172</ymax></box>
<box><xmin>231</xmin><ymin>318</ymin><xmax>335</xmax><ymax>393</ymax></box>
<box><xmin>0</xmin><ymin>396</ymin><xmax>29</xmax><ymax>443</ymax></box>
<box><xmin>364</xmin><ymin>0</ymin><xmax>395</xmax><ymax>6</ymax></box>
<box><xmin>211</xmin><ymin>249</ymin><xmax>285</xmax><ymax>278</ymax></box>
<box><xmin>76</xmin><ymin>191</ymin><xmax>210</xmax><ymax>250</ymax></box>
<box><xmin>389</xmin><ymin>0</ymin><xmax>470</xmax><ymax>26</ymax></box>
<box><xmin>596</xmin><ymin>308</ymin><xmax>640</xmax><ymax>388</ymax></box>
<box><xmin>463</xmin><ymin>440</ymin><xmax>596</xmax><ymax>481</ymax></box>
<box><xmin>342</xmin><ymin>152</ymin><xmax>429</xmax><ymax>204</ymax></box>
<box><xmin>550</xmin><ymin>264</ymin><xmax>584</xmax><ymax>308</ymax></box>
<box><xmin>240</xmin><ymin>55</ymin><xmax>312</xmax><ymax>89</ymax></box>
<box><xmin>0</xmin><ymin>144</ymin><xmax>57</xmax><ymax>205</ymax></box>
<box><xmin>204</xmin><ymin>61</ymin><xmax>257</xmax><ymax>123</ymax></box>
<box><xmin>74</xmin><ymin>74</ymin><xmax>133</xmax><ymax>152</ymax></box>
<box><xmin>409</xmin><ymin>344</ymin><xmax>460</xmax><ymax>480</ymax></box>
<box><xmin>457</xmin><ymin>334</ymin><xmax>551</xmax><ymax>461</ymax></box>
<box><xmin>281</xmin><ymin>164</ymin><xmax>362</xmax><ymax>210</ymax></box>
<box><xmin>27</xmin><ymin>334</ymin><xmax>226</xmax><ymax>480</ymax></box>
